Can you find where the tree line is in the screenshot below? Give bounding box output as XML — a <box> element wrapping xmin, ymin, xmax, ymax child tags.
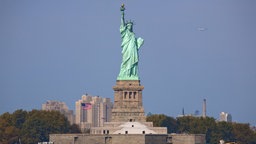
<box><xmin>1</xmin><ymin>110</ymin><xmax>255</xmax><ymax>144</ymax></box>
<box><xmin>0</xmin><ymin>109</ymin><xmax>80</xmax><ymax>144</ymax></box>
<box><xmin>147</xmin><ymin>114</ymin><xmax>256</xmax><ymax>144</ymax></box>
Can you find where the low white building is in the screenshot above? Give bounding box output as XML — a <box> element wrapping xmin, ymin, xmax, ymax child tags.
<box><xmin>90</xmin><ymin>121</ymin><xmax>167</xmax><ymax>135</ymax></box>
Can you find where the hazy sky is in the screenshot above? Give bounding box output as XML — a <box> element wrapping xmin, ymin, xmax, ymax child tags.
<box><xmin>1</xmin><ymin>1</ymin><xmax>255</xmax><ymax>126</ymax></box>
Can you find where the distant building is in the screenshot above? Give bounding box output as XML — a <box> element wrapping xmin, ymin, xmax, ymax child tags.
<box><xmin>177</xmin><ymin>99</ymin><xmax>207</xmax><ymax>118</ymax></box>
<box><xmin>42</xmin><ymin>100</ymin><xmax>75</xmax><ymax>124</ymax></box>
<box><xmin>75</xmin><ymin>94</ymin><xmax>113</xmax><ymax>130</ymax></box>
<box><xmin>202</xmin><ymin>99</ymin><xmax>206</xmax><ymax>118</ymax></box>
<box><xmin>177</xmin><ymin>108</ymin><xmax>200</xmax><ymax>118</ymax></box>
<box><xmin>219</xmin><ymin>112</ymin><xmax>232</xmax><ymax>122</ymax></box>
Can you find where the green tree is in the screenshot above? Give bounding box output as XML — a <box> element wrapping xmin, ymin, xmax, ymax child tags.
<box><xmin>177</xmin><ymin>116</ymin><xmax>218</xmax><ymax>143</ymax></box>
<box><xmin>20</xmin><ymin>110</ymin><xmax>71</xmax><ymax>144</ymax></box>
<box><xmin>216</xmin><ymin>122</ymin><xmax>234</xmax><ymax>143</ymax></box>
<box><xmin>12</xmin><ymin>109</ymin><xmax>27</xmax><ymax>129</ymax></box>
<box><xmin>0</xmin><ymin>109</ymin><xmax>81</xmax><ymax>144</ymax></box>
<box><xmin>147</xmin><ymin>114</ymin><xmax>177</xmax><ymax>133</ymax></box>
<box><xmin>232</xmin><ymin>123</ymin><xmax>256</xmax><ymax>144</ymax></box>
<box><xmin>69</xmin><ymin>124</ymin><xmax>81</xmax><ymax>133</ymax></box>
<box><xmin>0</xmin><ymin>112</ymin><xmax>20</xmax><ymax>144</ymax></box>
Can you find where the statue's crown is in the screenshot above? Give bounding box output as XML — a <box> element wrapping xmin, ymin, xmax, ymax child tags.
<box><xmin>126</xmin><ymin>20</ymin><xmax>134</xmax><ymax>25</ymax></box>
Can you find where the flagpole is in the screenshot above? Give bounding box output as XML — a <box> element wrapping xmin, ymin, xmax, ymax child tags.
<box><xmin>98</xmin><ymin>103</ymin><xmax>100</xmax><ymax>127</ymax></box>
<box><xmin>82</xmin><ymin>103</ymin><xmax>83</xmax><ymax>133</ymax></box>
<box><xmin>81</xmin><ymin>102</ymin><xmax>85</xmax><ymax>133</ymax></box>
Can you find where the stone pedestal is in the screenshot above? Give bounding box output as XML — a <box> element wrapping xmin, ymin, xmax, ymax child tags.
<box><xmin>111</xmin><ymin>80</ymin><xmax>146</xmax><ymax>122</ymax></box>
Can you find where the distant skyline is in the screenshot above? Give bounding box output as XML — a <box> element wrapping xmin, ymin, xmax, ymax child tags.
<box><xmin>0</xmin><ymin>1</ymin><xmax>255</xmax><ymax>126</ymax></box>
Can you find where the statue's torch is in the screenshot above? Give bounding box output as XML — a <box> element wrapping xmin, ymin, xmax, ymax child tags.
<box><xmin>120</xmin><ymin>4</ymin><xmax>125</xmax><ymax>11</ymax></box>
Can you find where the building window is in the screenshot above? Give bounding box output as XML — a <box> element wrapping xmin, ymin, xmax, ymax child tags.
<box><xmin>129</xmin><ymin>92</ymin><xmax>132</xmax><ymax>99</ymax></box>
<box><xmin>124</xmin><ymin>92</ymin><xmax>127</xmax><ymax>99</ymax></box>
<box><xmin>133</xmin><ymin>92</ymin><xmax>136</xmax><ymax>99</ymax></box>
<box><xmin>142</xmin><ymin>131</ymin><xmax>145</xmax><ymax>134</ymax></box>
<box><xmin>125</xmin><ymin>131</ymin><xmax>128</xmax><ymax>134</ymax></box>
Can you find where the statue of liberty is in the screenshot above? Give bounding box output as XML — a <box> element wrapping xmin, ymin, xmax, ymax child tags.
<box><xmin>117</xmin><ymin>4</ymin><xmax>144</xmax><ymax>80</ymax></box>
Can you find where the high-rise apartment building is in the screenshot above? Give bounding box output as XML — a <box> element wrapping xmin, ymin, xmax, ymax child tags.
<box><xmin>75</xmin><ymin>94</ymin><xmax>113</xmax><ymax>130</ymax></box>
<box><xmin>219</xmin><ymin>112</ymin><xmax>232</xmax><ymax>122</ymax></box>
<box><xmin>42</xmin><ymin>100</ymin><xmax>75</xmax><ymax>124</ymax></box>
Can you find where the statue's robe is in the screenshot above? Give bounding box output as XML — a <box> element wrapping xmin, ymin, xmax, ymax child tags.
<box><xmin>118</xmin><ymin>23</ymin><xmax>144</xmax><ymax>80</ymax></box>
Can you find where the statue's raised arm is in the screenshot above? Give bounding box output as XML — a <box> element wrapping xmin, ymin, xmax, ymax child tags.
<box><xmin>120</xmin><ymin>4</ymin><xmax>125</xmax><ymax>27</ymax></box>
<box><xmin>117</xmin><ymin>4</ymin><xmax>144</xmax><ymax>80</ymax></box>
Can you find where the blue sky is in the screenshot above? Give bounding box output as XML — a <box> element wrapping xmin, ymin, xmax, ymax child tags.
<box><xmin>0</xmin><ymin>1</ymin><xmax>255</xmax><ymax>126</ymax></box>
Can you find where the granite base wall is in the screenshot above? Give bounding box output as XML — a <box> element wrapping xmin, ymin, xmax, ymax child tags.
<box><xmin>49</xmin><ymin>133</ymin><xmax>205</xmax><ymax>144</ymax></box>
<box><xmin>50</xmin><ymin>134</ymin><xmax>146</xmax><ymax>144</ymax></box>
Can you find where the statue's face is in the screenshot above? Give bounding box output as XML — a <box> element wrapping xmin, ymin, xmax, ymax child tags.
<box><xmin>127</xmin><ymin>24</ymin><xmax>133</xmax><ymax>32</ymax></box>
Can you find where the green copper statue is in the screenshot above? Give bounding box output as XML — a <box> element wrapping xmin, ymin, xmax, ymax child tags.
<box><xmin>117</xmin><ymin>4</ymin><xmax>144</xmax><ymax>80</ymax></box>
